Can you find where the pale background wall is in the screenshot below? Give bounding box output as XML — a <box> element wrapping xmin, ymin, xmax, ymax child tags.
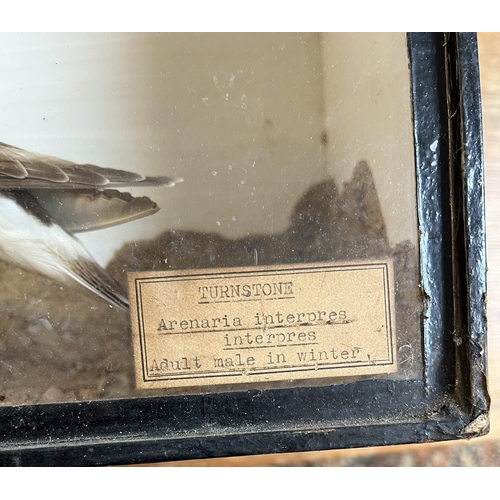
<box><xmin>321</xmin><ymin>32</ymin><xmax>417</xmax><ymax>248</ymax></box>
<box><xmin>0</xmin><ymin>33</ymin><xmax>416</xmax><ymax>266</ymax></box>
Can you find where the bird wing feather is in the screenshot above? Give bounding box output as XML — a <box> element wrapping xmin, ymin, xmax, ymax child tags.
<box><xmin>30</xmin><ymin>189</ymin><xmax>162</xmax><ymax>232</ymax></box>
<box><xmin>0</xmin><ymin>142</ymin><xmax>181</xmax><ymax>189</ymax></box>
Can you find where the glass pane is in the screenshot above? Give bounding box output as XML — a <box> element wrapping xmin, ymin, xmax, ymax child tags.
<box><xmin>0</xmin><ymin>33</ymin><xmax>421</xmax><ymax>405</ymax></box>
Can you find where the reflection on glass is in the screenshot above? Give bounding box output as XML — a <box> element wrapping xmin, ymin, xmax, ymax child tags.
<box><xmin>0</xmin><ymin>33</ymin><xmax>421</xmax><ymax>405</ymax></box>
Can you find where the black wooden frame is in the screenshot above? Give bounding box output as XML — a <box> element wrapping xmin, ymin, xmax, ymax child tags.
<box><xmin>0</xmin><ymin>32</ymin><xmax>488</xmax><ymax>466</ymax></box>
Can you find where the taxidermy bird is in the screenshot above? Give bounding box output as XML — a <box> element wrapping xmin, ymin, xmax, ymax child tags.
<box><xmin>0</xmin><ymin>142</ymin><xmax>181</xmax><ymax>311</ymax></box>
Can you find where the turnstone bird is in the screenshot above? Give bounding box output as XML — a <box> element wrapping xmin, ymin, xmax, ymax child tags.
<box><xmin>0</xmin><ymin>142</ymin><xmax>181</xmax><ymax>311</ymax></box>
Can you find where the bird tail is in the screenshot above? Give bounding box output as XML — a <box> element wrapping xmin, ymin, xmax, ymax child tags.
<box><xmin>66</xmin><ymin>257</ymin><xmax>129</xmax><ymax>311</ymax></box>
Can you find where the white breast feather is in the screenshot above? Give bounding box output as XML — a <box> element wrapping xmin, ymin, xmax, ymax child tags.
<box><xmin>0</xmin><ymin>195</ymin><xmax>92</xmax><ymax>284</ymax></box>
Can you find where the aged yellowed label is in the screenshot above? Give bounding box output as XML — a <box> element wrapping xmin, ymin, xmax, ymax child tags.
<box><xmin>128</xmin><ymin>261</ymin><xmax>396</xmax><ymax>390</ymax></box>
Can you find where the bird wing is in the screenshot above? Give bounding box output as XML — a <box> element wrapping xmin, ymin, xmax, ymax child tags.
<box><xmin>29</xmin><ymin>189</ymin><xmax>163</xmax><ymax>233</ymax></box>
<box><xmin>0</xmin><ymin>142</ymin><xmax>181</xmax><ymax>189</ymax></box>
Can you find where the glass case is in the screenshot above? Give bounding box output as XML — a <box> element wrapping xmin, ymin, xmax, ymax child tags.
<box><xmin>0</xmin><ymin>32</ymin><xmax>488</xmax><ymax>466</ymax></box>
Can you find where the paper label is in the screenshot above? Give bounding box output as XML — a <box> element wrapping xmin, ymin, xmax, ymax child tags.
<box><xmin>129</xmin><ymin>261</ymin><xmax>396</xmax><ymax>390</ymax></box>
